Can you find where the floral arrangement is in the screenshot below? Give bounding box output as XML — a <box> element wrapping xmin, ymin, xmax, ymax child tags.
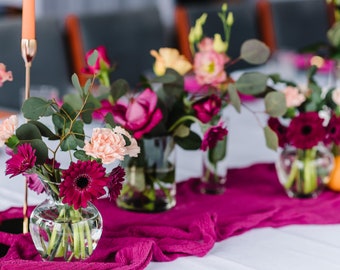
<box><xmin>0</xmin><ymin>55</ymin><xmax>140</xmax><ymax>260</ymax></box>
<box><xmin>256</xmin><ymin>65</ymin><xmax>337</xmax><ymax>196</ymax></box>
<box><xmin>87</xmin><ymin>3</ymin><xmax>270</xmax><ymax>155</ymax></box>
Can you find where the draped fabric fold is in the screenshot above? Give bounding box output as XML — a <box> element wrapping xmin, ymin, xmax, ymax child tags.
<box><xmin>2</xmin><ymin>163</ymin><xmax>340</xmax><ymax>269</ymax></box>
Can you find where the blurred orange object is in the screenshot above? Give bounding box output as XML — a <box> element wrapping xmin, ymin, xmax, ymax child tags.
<box><xmin>327</xmin><ymin>155</ymin><xmax>340</xmax><ymax>191</ymax></box>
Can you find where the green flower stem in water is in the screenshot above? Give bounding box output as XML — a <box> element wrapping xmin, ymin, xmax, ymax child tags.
<box><xmin>44</xmin><ymin>205</ymin><xmax>94</xmax><ymax>261</ymax></box>
<box><xmin>284</xmin><ymin>148</ymin><xmax>318</xmax><ymax>195</ymax></box>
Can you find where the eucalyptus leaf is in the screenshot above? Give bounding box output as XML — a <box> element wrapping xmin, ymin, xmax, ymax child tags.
<box><xmin>63</xmin><ymin>93</ymin><xmax>83</xmax><ymax>111</ymax></box>
<box><xmin>71</xmin><ymin>73</ymin><xmax>82</xmax><ymax>95</ymax></box>
<box><xmin>240</xmin><ymin>39</ymin><xmax>270</xmax><ymax>65</ymax></box>
<box><xmin>264</xmin><ymin>126</ymin><xmax>278</xmax><ymax>151</ymax></box>
<box><xmin>228</xmin><ymin>84</ymin><xmax>241</xmax><ymax>113</ymax></box>
<box><xmin>22</xmin><ymin>97</ymin><xmax>54</xmax><ymax>120</ymax></box>
<box><xmin>87</xmin><ymin>50</ymin><xmax>98</xmax><ymax>66</ymax></box>
<box><xmin>28</xmin><ymin>121</ymin><xmax>59</xmax><ymax>140</ymax></box>
<box><xmin>29</xmin><ymin>139</ymin><xmax>49</xmax><ymax>165</ymax></box>
<box><xmin>264</xmin><ymin>92</ymin><xmax>287</xmax><ymax>117</ymax></box>
<box><xmin>16</xmin><ymin>123</ymin><xmax>42</xmax><ymax>140</ymax></box>
<box><xmin>235</xmin><ymin>72</ymin><xmax>268</xmax><ymax>95</ymax></box>
<box><xmin>74</xmin><ymin>150</ymin><xmax>91</xmax><ymax>161</ymax></box>
<box><xmin>61</xmin><ymin>134</ymin><xmax>78</xmax><ymax>151</ymax></box>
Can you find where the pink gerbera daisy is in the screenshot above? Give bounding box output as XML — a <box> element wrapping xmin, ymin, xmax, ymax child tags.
<box><xmin>107</xmin><ymin>166</ymin><xmax>125</xmax><ymax>200</ymax></box>
<box><xmin>6</xmin><ymin>143</ymin><xmax>36</xmax><ymax>178</ymax></box>
<box><xmin>60</xmin><ymin>160</ymin><xmax>109</xmax><ymax>209</ymax></box>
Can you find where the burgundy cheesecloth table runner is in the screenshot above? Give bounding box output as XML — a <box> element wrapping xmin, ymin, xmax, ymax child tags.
<box><xmin>1</xmin><ymin>163</ymin><xmax>340</xmax><ymax>270</ymax></box>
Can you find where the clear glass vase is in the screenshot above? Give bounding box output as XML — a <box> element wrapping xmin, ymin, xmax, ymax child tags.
<box><xmin>200</xmin><ymin>136</ymin><xmax>228</xmax><ymax>194</ymax></box>
<box><xmin>29</xmin><ymin>198</ymin><xmax>103</xmax><ymax>261</ymax></box>
<box><xmin>275</xmin><ymin>143</ymin><xmax>334</xmax><ymax>198</ymax></box>
<box><xmin>116</xmin><ymin>135</ymin><xmax>176</xmax><ymax>212</ymax></box>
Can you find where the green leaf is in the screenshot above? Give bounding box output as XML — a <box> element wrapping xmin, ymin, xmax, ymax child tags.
<box><xmin>173</xmin><ymin>124</ymin><xmax>190</xmax><ymax>138</ymax></box>
<box><xmin>111</xmin><ymin>79</ymin><xmax>129</xmax><ymax>101</ymax></box>
<box><xmin>208</xmin><ymin>136</ymin><xmax>227</xmax><ymax>163</ymax></box>
<box><xmin>235</xmin><ymin>72</ymin><xmax>268</xmax><ymax>95</ymax></box>
<box><xmin>22</xmin><ymin>97</ymin><xmax>54</xmax><ymax>120</ymax></box>
<box><xmin>72</xmin><ymin>120</ymin><xmax>85</xmax><ymax>142</ymax></box>
<box><xmin>71</xmin><ymin>73</ymin><xmax>82</xmax><ymax>94</ymax></box>
<box><xmin>87</xmin><ymin>50</ymin><xmax>98</xmax><ymax>66</ymax></box>
<box><xmin>174</xmin><ymin>131</ymin><xmax>201</xmax><ymax>150</ymax></box>
<box><xmin>228</xmin><ymin>84</ymin><xmax>241</xmax><ymax>113</ymax></box>
<box><xmin>264</xmin><ymin>125</ymin><xmax>278</xmax><ymax>151</ymax></box>
<box><xmin>29</xmin><ymin>139</ymin><xmax>49</xmax><ymax>164</ymax></box>
<box><xmin>240</xmin><ymin>39</ymin><xmax>270</xmax><ymax>65</ymax></box>
<box><xmin>28</xmin><ymin>121</ymin><xmax>59</xmax><ymax>140</ymax></box>
<box><xmin>60</xmin><ymin>102</ymin><xmax>77</xmax><ymax>121</ymax></box>
<box><xmin>61</xmin><ymin>134</ymin><xmax>78</xmax><ymax>151</ymax></box>
<box><xmin>104</xmin><ymin>113</ymin><xmax>116</xmax><ymax>128</ymax></box>
<box><xmin>52</xmin><ymin>113</ymin><xmax>67</xmax><ymax>135</ymax></box>
<box><xmin>264</xmin><ymin>92</ymin><xmax>287</xmax><ymax>117</ymax></box>
<box><xmin>63</xmin><ymin>93</ymin><xmax>83</xmax><ymax>111</ymax></box>
<box><xmin>74</xmin><ymin>150</ymin><xmax>91</xmax><ymax>161</ymax></box>
<box><xmin>16</xmin><ymin>123</ymin><xmax>42</xmax><ymax>140</ymax></box>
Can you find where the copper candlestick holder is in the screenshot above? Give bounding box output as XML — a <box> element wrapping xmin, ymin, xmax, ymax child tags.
<box><xmin>21</xmin><ymin>38</ymin><xmax>37</xmax><ymax>234</ymax></box>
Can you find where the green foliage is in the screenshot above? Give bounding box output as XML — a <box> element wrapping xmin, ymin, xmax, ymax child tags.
<box><xmin>208</xmin><ymin>136</ymin><xmax>227</xmax><ymax>163</ymax></box>
<box><xmin>264</xmin><ymin>126</ymin><xmax>278</xmax><ymax>151</ymax></box>
<box><xmin>264</xmin><ymin>92</ymin><xmax>287</xmax><ymax>117</ymax></box>
<box><xmin>235</xmin><ymin>72</ymin><xmax>268</xmax><ymax>95</ymax></box>
<box><xmin>240</xmin><ymin>39</ymin><xmax>271</xmax><ymax>65</ymax></box>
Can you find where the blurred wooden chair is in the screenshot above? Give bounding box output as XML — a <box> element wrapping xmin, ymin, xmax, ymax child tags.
<box><xmin>174</xmin><ymin>1</ymin><xmax>265</xmax><ymax>71</ymax></box>
<box><xmin>257</xmin><ymin>0</ymin><xmax>332</xmax><ymax>53</ymax></box>
<box><xmin>0</xmin><ymin>16</ymin><xmax>71</xmax><ymax>110</ymax></box>
<box><xmin>65</xmin><ymin>7</ymin><xmax>166</xmax><ymax>87</ymax></box>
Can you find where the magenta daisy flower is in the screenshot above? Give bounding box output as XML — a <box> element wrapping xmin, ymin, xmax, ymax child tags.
<box><xmin>287</xmin><ymin>112</ymin><xmax>326</xmax><ymax>149</ymax></box>
<box><xmin>6</xmin><ymin>143</ymin><xmax>36</xmax><ymax>178</ymax></box>
<box><xmin>107</xmin><ymin>166</ymin><xmax>125</xmax><ymax>200</ymax></box>
<box><xmin>325</xmin><ymin>114</ymin><xmax>340</xmax><ymax>145</ymax></box>
<box><xmin>24</xmin><ymin>173</ymin><xmax>45</xmax><ymax>194</ymax></box>
<box><xmin>60</xmin><ymin>160</ymin><xmax>109</xmax><ymax>209</ymax></box>
<box><xmin>201</xmin><ymin>122</ymin><xmax>228</xmax><ymax>151</ymax></box>
<box><xmin>268</xmin><ymin>117</ymin><xmax>288</xmax><ymax>147</ymax></box>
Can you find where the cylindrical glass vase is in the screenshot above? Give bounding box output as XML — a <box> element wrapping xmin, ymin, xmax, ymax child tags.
<box><xmin>117</xmin><ymin>135</ymin><xmax>176</xmax><ymax>212</ymax></box>
<box><xmin>200</xmin><ymin>135</ymin><xmax>228</xmax><ymax>194</ymax></box>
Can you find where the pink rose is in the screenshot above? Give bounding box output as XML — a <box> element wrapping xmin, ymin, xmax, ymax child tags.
<box><xmin>193</xmin><ymin>94</ymin><xmax>222</xmax><ymax>123</ymax></box>
<box><xmin>0</xmin><ymin>115</ymin><xmax>18</xmax><ymax>147</ymax></box>
<box><xmin>81</xmin><ymin>45</ymin><xmax>111</xmax><ymax>75</ymax></box>
<box><xmin>84</xmin><ymin>127</ymin><xmax>139</xmax><ymax>164</ymax></box>
<box><xmin>0</xmin><ymin>63</ymin><xmax>13</xmax><ymax>87</ymax></box>
<box><xmin>283</xmin><ymin>86</ymin><xmax>306</xmax><ymax>108</ymax></box>
<box><xmin>112</xmin><ymin>88</ymin><xmax>163</xmax><ymax>139</ymax></box>
<box><xmin>194</xmin><ymin>50</ymin><xmax>228</xmax><ymax>87</ymax></box>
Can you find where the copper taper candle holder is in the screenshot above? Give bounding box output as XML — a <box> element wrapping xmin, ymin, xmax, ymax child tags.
<box><xmin>21</xmin><ymin>38</ymin><xmax>37</xmax><ymax>234</ymax></box>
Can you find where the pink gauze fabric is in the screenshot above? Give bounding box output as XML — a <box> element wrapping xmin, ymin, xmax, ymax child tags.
<box><xmin>1</xmin><ymin>163</ymin><xmax>340</xmax><ymax>269</ymax></box>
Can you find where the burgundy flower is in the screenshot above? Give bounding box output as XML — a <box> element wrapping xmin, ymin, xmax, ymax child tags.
<box><xmin>267</xmin><ymin>117</ymin><xmax>288</xmax><ymax>147</ymax></box>
<box><xmin>112</xmin><ymin>88</ymin><xmax>163</xmax><ymax>139</ymax></box>
<box><xmin>6</xmin><ymin>143</ymin><xmax>36</xmax><ymax>178</ymax></box>
<box><xmin>60</xmin><ymin>160</ymin><xmax>109</xmax><ymax>209</ymax></box>
<box><xmin>201</xmin><ymin>122</ymin><xmax>228</xmax><ymax>151</ymax></box>
<box><xmin>193</xmin><ymin>94</ymin><xmax>222</xmax><ymax>123</ymax></box>
<box><xmin>24</xmin><ymin>173</ymin><xmax>45</xmax><ymax>194</ymax></box>
<box><xmin>287</xmin><ymin>112</ymin><xmax>326</xmax><ymax>149</ymax></box>
<box><xmin>325</xmin><ymin>114</ymin><xmax>340</xmax><ymax>145</ymax></box>
<box><xmin>107</xmin><ymin>166</ymin><xmax>125</xmax><ymax>200</ymax></box>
